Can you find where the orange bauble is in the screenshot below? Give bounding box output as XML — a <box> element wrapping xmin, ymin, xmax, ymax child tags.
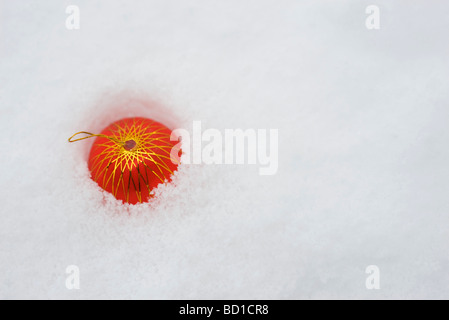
<box><xmin>85</xmin><ymin>117</ymin><xmax>180</xmax><ymax>204</ymax></box>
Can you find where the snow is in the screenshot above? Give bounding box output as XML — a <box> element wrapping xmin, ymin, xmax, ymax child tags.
<box><xmin>1</xmin><ymin>0</ymin><xmax>449</xmax><ymax>299</ymax></box>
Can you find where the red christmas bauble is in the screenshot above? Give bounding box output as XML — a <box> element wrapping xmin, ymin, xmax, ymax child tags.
<box><xmin>87</xmin><ymin>117</ymin><xmax>180</xmax><ymax>204</ymax></box>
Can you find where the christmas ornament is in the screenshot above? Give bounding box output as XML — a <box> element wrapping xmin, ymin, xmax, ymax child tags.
<box><xmin>69</xmin><ymin>117</ymin><xmax>180</xmax><ymax>204</ymax></box>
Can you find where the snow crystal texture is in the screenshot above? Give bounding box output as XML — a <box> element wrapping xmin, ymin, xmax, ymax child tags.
<box><xmin>1</xmin><ymin>0</ymin><xmax>448</xmax><ymax>299</ymax></box>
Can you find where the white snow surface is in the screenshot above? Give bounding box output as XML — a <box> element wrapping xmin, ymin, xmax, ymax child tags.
<box><xmin>1</xmin><ymin>0</ymin><xmax>449</xmax><ymax>299</ymax></box>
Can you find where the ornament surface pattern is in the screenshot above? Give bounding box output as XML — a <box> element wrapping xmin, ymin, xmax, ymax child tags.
<box><xmin>89</xmin><ymin>118</ymin><xmax>179</xmax><ymax>203</ymax></box>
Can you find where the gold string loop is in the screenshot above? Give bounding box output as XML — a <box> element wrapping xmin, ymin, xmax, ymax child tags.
<box><xmin>68</xmin><ymin>131</ymin><xmax>123</xmax><ymax>145</ymax></box>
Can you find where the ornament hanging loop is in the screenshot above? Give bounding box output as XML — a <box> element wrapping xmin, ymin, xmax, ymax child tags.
<box><xmin>68</xmin><ymin>131</ymin><xmax>123</xmax><ymax>145</ymax></box>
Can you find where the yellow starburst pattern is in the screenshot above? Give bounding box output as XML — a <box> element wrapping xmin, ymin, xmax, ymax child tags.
<box><xmin>69</xmin><ymin>117</ymin><xmax>180</xmax><ymax>204</ymax></box>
